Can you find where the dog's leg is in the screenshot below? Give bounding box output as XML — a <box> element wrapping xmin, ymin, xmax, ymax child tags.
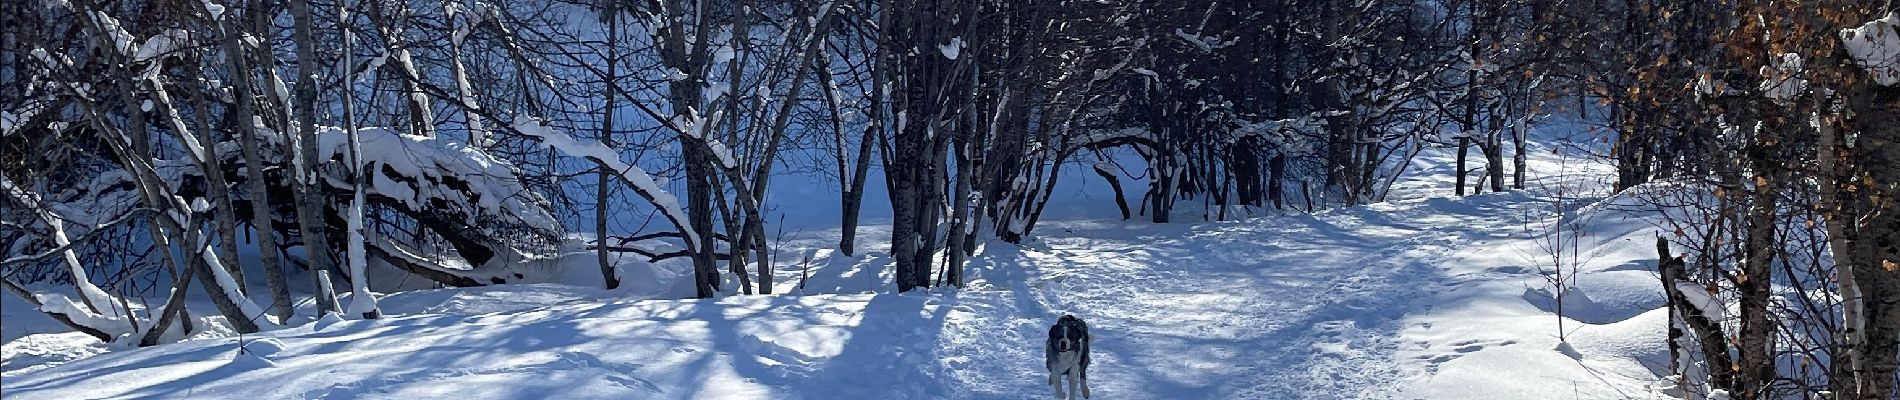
<box><xmin>1046</xmin><ymin>340</ymin><xmax>1058</xmax><ymax>387</ymax></box>
<box><xmin>1067</xmin><ymin>370</ymin><xmax>1080</xmax><ymax>400</ymax></box>
<box><xmin>1080</xmin><ymin>365</ymin><xmax>1090</xmax><ymax>398</ymax></box>
<box><xmin>1052</xmin><ymin>370</ymin><xmax>1067</xmax><ymax>400</ymax></box>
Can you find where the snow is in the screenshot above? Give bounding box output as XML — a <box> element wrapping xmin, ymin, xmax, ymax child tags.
<box><xmin>1674</xmin><ymin>281</ymin><xmax>1725</xmax><ymax>323</ymax></box>
<box><xmin>312</xmin><ymin>125</ymin><xmax>560</xmax><ymax>236</ymax></box>
<box><xmin>88</xmin><ymin>11</ymin><xmax>135</xmax><ymax>57</ymax></box>
<box><xmin>1</xmin><ymin>176</ymin><xmax>128</xmax><ymax>330</ymax></box>
<box><xmin>202</xmin><ymin>0</ymin><xmax>226</xmax><ymax>20</ymax></box>
<box><xmin>1</xmin><ymin>111</ymin><xmax>18</xmax><ymax>136</ymax></box>
<box><xmin>1759</xmin><ymin>53</ymin><xmax>1807</xmax><ymax>100</ymax></box>
<box><xmin>666</xmin><ymin>111</ymin><xmax>740</xmax><ymax>170</ymax></box>
<box><xmin>713</xmin><ymin>44</ymin><xmax>736</xmax><ymax>66</ymax></box>
<box><xmin>663</xmin><ymin>68</ymin><xmax>689</xmax><ymax>82</ymax></box>
<box><xmin>1840</xmin><ymin>13</ymin><xmax>1900</xmax><ymax>86</ymax></box>
<box><xmin>939</xmin><ymin>37</ymin><xmax>963</xmax><ymax>60</ymax></box>
<box><xmin>450</xmin><ymin>22</ymin><xmax>472</xmax><ymax>48</ymax></box>
<box><xmin>134</xmin><ymin>30</ymin><xmax>188</xmax><ymax>62</ymax></box>
<box><xmin>345</xmin><ymin>141</ymin><xmax>381</xmax><ymax>318</ymax></box>
<box><xmin>196</xmin><ymin>236</ymin><xmax>278</xmax><ymax>331</ymax></box>
<box><xmin>32</xmin><ymin>294</ymin><xmax>124</xmax><ymax>336</ymax></box>
<box><xmin>6</xmin><ymin>118</ymin><xmax>1678</xmax><ymax>399</ymax></box>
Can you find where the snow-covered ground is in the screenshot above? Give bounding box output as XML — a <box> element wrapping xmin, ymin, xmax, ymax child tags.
<box><xmin>3</xmin><ymin>128</ymin><xmax>1687</xmax><ymax>399</ymax></box>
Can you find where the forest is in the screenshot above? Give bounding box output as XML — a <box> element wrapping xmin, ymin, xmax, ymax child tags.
<box><xmin>1</xmin><ymin>0</ymin><xmax>1897</xmax><ymax>398</ymax></box>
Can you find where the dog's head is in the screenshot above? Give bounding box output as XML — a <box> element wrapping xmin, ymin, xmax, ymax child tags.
<box><xmin>1050</xmin><ymin>315</ymin><xmax>1086</xmax><ymax>353</ymax></box>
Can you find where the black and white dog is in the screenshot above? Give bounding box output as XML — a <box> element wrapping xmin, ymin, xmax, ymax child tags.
<box><xmin>1045</xmin><ymin>314</ymin><xmax>1092</xmax><ymax>399</ymax></box>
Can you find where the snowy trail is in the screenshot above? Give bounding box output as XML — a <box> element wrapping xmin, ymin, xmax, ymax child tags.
<box><xmin>939</xmin><ymin>194</ymin><xmax>1540</xmax><ymax>399</ymax></box>
<box><xmin>2</xmin><ymin>188</ymin><xmax>1671</xmax><ymax>399</ymax></box>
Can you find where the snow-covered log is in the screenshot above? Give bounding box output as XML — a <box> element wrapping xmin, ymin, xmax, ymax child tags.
<box><xmin>306</xmin><ymin>126</ymin><xmax>560</xmax><ymax>284</ymax></box>
<box><xmin>8</xmin><ymin>122</ymin><xmax>562</xmax><ymax>289</ymax></box>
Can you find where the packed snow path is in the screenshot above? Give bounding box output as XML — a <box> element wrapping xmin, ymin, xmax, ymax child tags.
<box><xmin>946</xmin><ymin>196</ymin><xmax>1520</xmax><ymax>399</ymax></box>
<box><xmin>2</xmin><ymin>189</ymin><xmax>1669</xmax><ymax>399</ymax></box>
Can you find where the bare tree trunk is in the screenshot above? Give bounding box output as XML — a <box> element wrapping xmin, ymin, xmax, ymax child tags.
<box><xmin>1736</xmin><ymin>116</ymin><xmax>1779</xmax><ymax>399</ymax></box>
<box><xmin>371</xmin><ymin>4</ymin><xmax>435</xmax><ymax>139</ymax></box>
<box><xmin>151</xmin><ymin>77</ymin><xmax>251</xmax><ymax>300</ymax></box>
<box><xmin>289</xmin><ymin>0</ymin><xmax>343</xmax><ymax>317</ymax></box>
<box><xmin>884</xmin><ymin>0</ymin><xmax>944</xmax><ymax>292</ymax></box>
<box><xmin>596</xmin><ymin>10</ymin><xmax>621</xmax><ymax>290</ymax></box>
<box><xmin>1657</xmin><ymin>237</ymin><xmax>1737</xmax><ymax>393</ymax></box>
<box><xmin>339</xmin><ymin>0</ymin><xmax>382</xmax><ymax>320</ymax></box>
<box><xmin>138</xmin><ymin>257</ymin><xmax>195</xmax><ymax>346</ymax></box>
<box><xmin>37</xmin><ymin>4</ymin><xmax>266</xmax><ymax>335</ymax></box>
<box><xmin>945</xmin><ymin>97</ymin><xmax>978</xmax><ymax>287</ymax></box>
<box><xmin>744</xmin><ymin>2</ymin><xmax>836</xmax><ymax>293</ymax></box>
<box><xmin>1485</xmin><ymin>127</ymin><xmax>1505</xmax><ymax>193</ymax></box>
<box><xmin>838</xmin><ymin>33</ymin><xmax>883</xmax><ymax>256</ymax></box>
<box><xmin>654</xmin><ymin>0</ymin><xmax>720</xmax><ymax>298</ymax></box>
<box><xmin>1817</xmin><ymin>106</ymin><xmax>1864</xmax><ymax>397</ymax></box>
<box><xmin>233</xmin><ymin>0</ymin><xmax>295</xmax><ymax>323</ymax></box>
<box><xmin>1512</xmin><ymin>113</ymin><xmax>1527</xmax><ymax>189</ymax></box>
<box><xmin>1454</xmin><ymin>137</ymin><xmax>1470</xmax><ymax>196</ymax></box>
<box><xmin>172</xmin><ymin>62</ymin><xmax>248</xmax><ymax>297</ymax></box>
<box><xmin>444</xmin><ymin>0</ymin><xmax>485</xmax><ymax>146</ymax></box>
<box><xmin>1844</xmin><ymin>81</ymin><xmax>1900</xmax><ymax>400</ymax></box>
<box><xmin>1095</xmin><ymin>164</ymin><xmax>1132</xmax><ymax>219</ymax></box>
<box><xmin>1656</xmin><ymin>236</ymin><xmax>1688</xmax><ymax>383</ymax></box>
<box><xmin>1150</xmin><ymin>140</ymin><xmax>1176</xmax><ymax>222</ymax></box>
<box><xmin>1268</xmin><ymin>151</ymin><xmax>1286</xmax><ymax>209</ymax></box>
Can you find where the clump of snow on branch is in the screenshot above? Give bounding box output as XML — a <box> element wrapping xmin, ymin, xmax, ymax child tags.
<box><xmin>88</xmin><ymin>11</ymin><xmax>135</xmax><ymax>57</ymax></box>
<box><xmin>312</xmin><ymin>126</ymin><xmax>559</xmax><ymax>236</ymax></box>
<box><xmin>1758</xmin><ymin>53</ymin><xmax>1807</xmax><ymax>101</ymax></box>
<box><xmin>195</xmin><ymin>234</ymin><xmax>277</xmax><ymax>330</ymax></box>
<box><xmin>134</xmin><ymin>30</ymin><xmax>189</xmax><ymax>62</ymax></box>
<box><xmin>1231</xmin><ymin>117</ymin><xmax>1324</xmax><ymax>153</ymax></box>
<box><xmin>200</xmin><ymin>0</ymin><xmax>226</xmax><ymax>20</ymax></box>
<box><xmin>512</xmin><ymin>118</ymin><xmax>701</xmax><ymax>248</ymax></box>
<box><xmin>669</xmin><ymin>110</ymin><xmax>740</xmax><ymax>170</ymax></box>
<box><xmin>939</xmin><ymin>37</ymin><xmax>963</xmax><ymax>60</ymax></box>
<box><xmin>1841</xmin><ymin>13</ymin><xmax>1900</xmax><ymax>86</ymax></box>
<box><xmin>1</xmin><ymin>177</ymin><xmax>127</xmax><ymax>329</ymax></box>
<box><xmin>1674</xmin><ymin>281</ymin><xmax>1726</xmax><ymax>323</ymax></box>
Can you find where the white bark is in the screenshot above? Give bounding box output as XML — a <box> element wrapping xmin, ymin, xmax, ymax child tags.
<box><xmin>340</xmin><ymin>0</ymin><xmax>382</xmax><ymax>319</ymax></box>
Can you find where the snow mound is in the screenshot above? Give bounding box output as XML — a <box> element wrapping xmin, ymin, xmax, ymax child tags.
<box><xmin>239</xmin><ymin>338</ymin><xmax>286</xmax><ymax>358</ymax></box>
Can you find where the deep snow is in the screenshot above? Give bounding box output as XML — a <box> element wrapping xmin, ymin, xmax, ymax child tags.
<box><xmin>2</xmin><ymin>126</ymin><xmax>1686</xmax><ymax>399</ymax></box>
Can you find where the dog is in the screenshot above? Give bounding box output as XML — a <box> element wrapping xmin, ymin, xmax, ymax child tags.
<box><xmin>1045</xmin><ymin>314</ymin><xmax>1092</xmax><ymax>399</ymax></box>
